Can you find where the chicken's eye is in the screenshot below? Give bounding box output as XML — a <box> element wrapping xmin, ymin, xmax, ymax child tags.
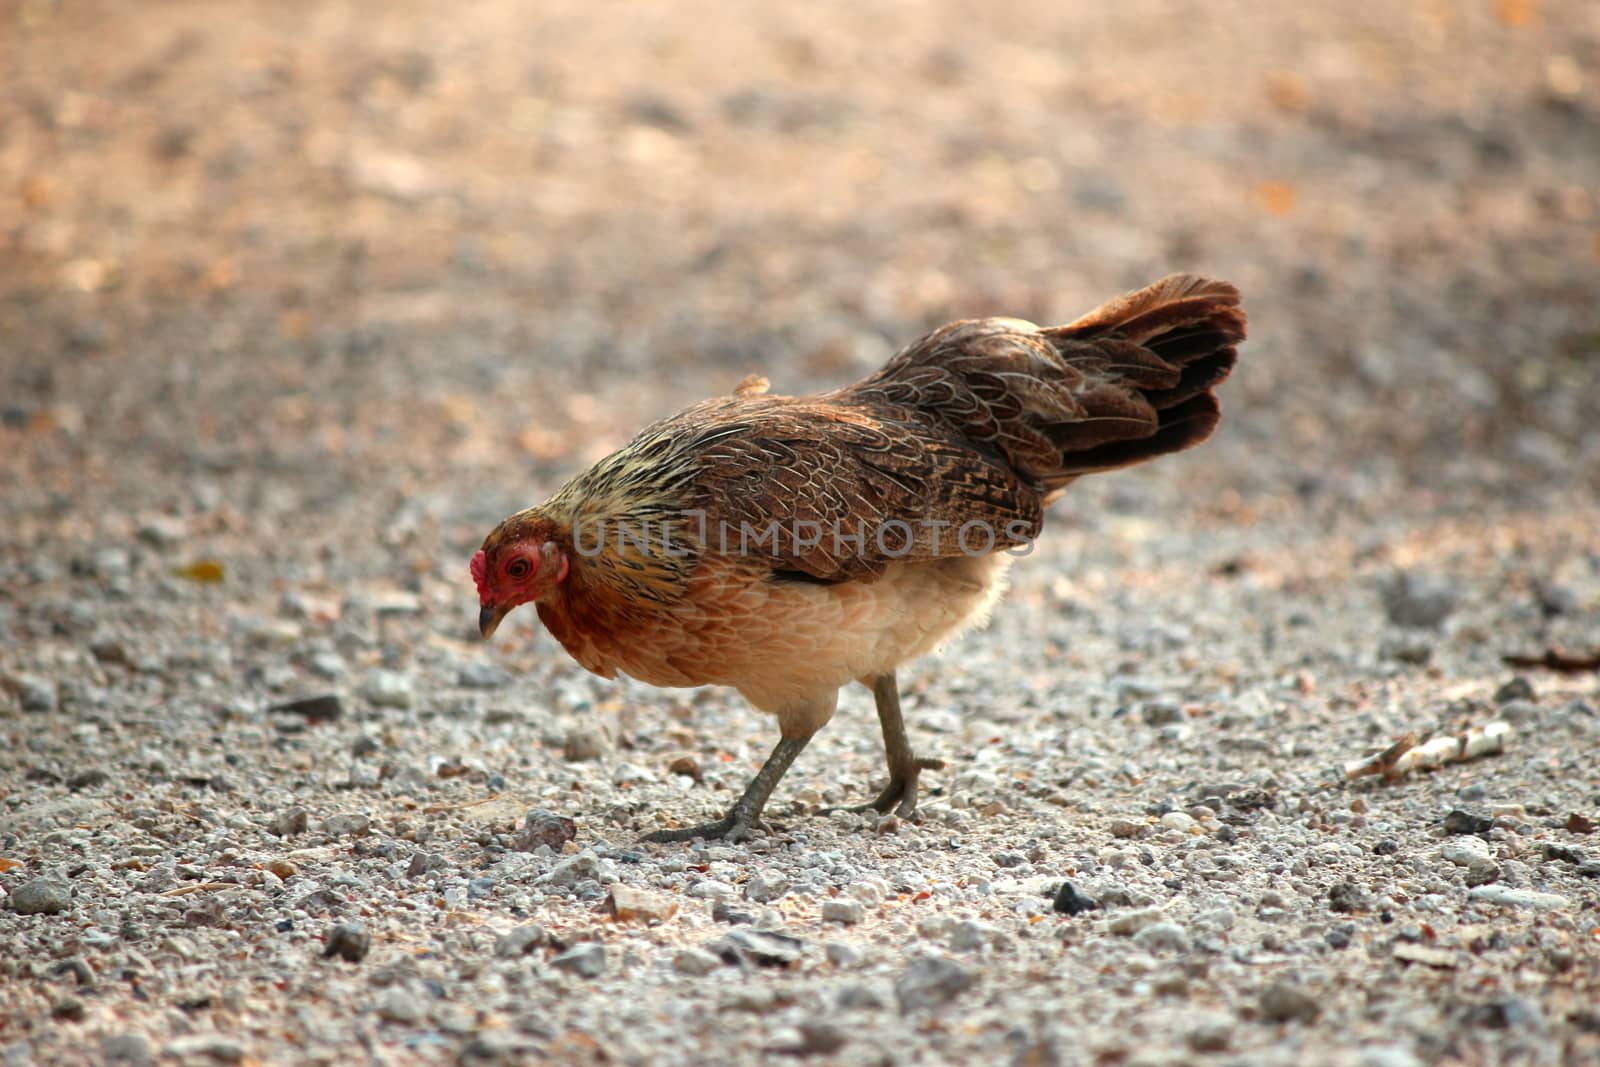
<box><xmin>506</xmin><ymin>558</ymin><xmax>532</xmax><ymax>579</ymax></box>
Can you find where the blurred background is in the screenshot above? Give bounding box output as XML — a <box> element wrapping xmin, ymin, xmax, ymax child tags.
<box><xmin>2</xmin><ymin>0</ymin><xmax>1597</xmax><ymax>575</ymax></box>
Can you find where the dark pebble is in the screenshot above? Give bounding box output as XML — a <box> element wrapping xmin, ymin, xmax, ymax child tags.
<box><xmin>514</xmin><ymin>810</ymin><xmax>577</xmax><ymax>851</ymax></box>
<box><xmin>1493</xmin><ymin>676</ymin><xmax>1536</xmax><ymax>704</ymax></box>
<box><xmin>52</xmin><ymin>998</ymin><xmax>87</xmax><ymax>1021</ymax></box>
<box><xmin>1544</xmin><ymin>843</ymin><xmax>1586</xmax><ymax>865</ymax></box>
<box><xmin>712</xmin><ymin>901</ymin><xmax>755</xmax><ymax>925</ymax></box>
<box><xmin>1443</xmin><ymin>810</ymin><xmax>1494</xmax><ymax>835</ymax></box>
<box><xmin>68</xmin><ymin>768</ymin><xmax>110</xmax><ymax>790</ymax></box>
<box><xmin>1383</xmin><ymin>572</ymin><xmax>1458</xmax><ymax>629</ymax></box>
<box><xmin>268</xmin><ymin>807</ymin><xmax>310</xmax><ymax>837</ymax></box>
<box><xmin>1464</xmin><ymin>997</ymin><xmax>1537</xmax><ymax>1029</ymax></box>
<box><xmin>1373</xmin><ymin>839</ymin><xmax>1400</xmax><ymax>856</ymax></box>
<box><xmin>1328</xmin><ymin>880</ymin><xmax>1369</xmax><ymax>914</ymax></box>
<box><xmin>269</xmin><ymin>694</ymin><xmax>343</xmax><ymax>723</ymax></box>
<box><xmin>709</xmin><ymin>930</ymin><xmax>806</xmax><ymax>968</ymax></box>
<box><xmin>1051</xmin><ymin>881</ymin><xmax>1098</xmax><ymax>916</ymax></box>
<box><xmin>323</xmin><ymin>922</ymin><xmax>370</xmax><ymax>962</ymax></box>
<box><xmin>1259</xmin><ymin>980</ymin><xmax>1321</xmax><ymax>1023</ymax></box>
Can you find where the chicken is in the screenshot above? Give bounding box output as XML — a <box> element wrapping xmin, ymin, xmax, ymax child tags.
<box><xmin>472</xmin><ymin>274</ymin><xmax>1246</xmax><ymax>842</ymax></box>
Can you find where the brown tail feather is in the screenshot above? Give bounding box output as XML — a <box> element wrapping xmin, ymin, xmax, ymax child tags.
<box><xmin>851</xmin><ymin>273</ymin><xmax>1244</xmax><ymax>497</ymax></box>
<box><xmin>1034</xmin><ymin>273</ymin><xmax>1244</xmax><ymax>485</ymax></box>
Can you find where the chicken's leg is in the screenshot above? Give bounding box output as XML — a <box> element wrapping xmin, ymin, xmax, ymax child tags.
<box><xmin>640</xmin><ymin>734</ymin><xmax>811</xmax><ymax>844</ymax></box>
<box><xmin>840</xmin><ymin>673</ymin><xmax>944</xmax><ymax>818</ymax></box>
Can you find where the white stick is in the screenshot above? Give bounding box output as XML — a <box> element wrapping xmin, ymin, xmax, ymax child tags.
<box><xmin>1343</xmin><ymin>721</ymin><xmax>1512</xmax><ymax>781</ymax></box>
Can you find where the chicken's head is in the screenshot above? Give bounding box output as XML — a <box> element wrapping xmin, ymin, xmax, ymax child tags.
<box><xmin>471</xmin><ymin>517</ymin><xmax>569</xmax><ymax>639</ymax></box>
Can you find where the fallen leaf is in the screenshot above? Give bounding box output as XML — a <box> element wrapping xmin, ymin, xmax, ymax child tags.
<box><xmin>175</xmin><ymin>560</ymin><xmax>225</xmax><ymax>583</ymax></box>
<box><xmin>1257</xmin><ymin>181</ymin><xmax>1296</xmax><ymax>216</ymax></box>
<box><xmin>1495</xmin><ymin>0</ymin><xmax>1536</xmax><ymax>27</ymax></box>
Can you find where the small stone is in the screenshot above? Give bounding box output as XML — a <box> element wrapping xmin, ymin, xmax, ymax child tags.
<box><xmin>550</xmin><ymin>943</ymin><xmax>606</xmax><ymax>978</ymax></box>
<box><xmin>1108</xmin><ymin>907</ymin><xmax>1163</xmax><ymax>936</ymax></box>
<box><xmin>268</xmin><ymin>808</ymin><xmax>310</xmax><ymax>837</ymax></box>
<box><xmin>1498</xmin><ymin>700</ymin><xmax>1541</xmax><ymax>725</ymax></box>
<box><xmin>1567</xmin><ymin>813</ymin><xmax>1596</xmax><ymax>835</ymax></box>
<box><xmin>712</xmin><ymin>901</ymin><xmax>755</xmax><ymax>925</ymax></box>
<box><xmin>667</xmin><ymin>755</ymin><xmax>703</xmax><ymax>780</ymax></box>
<box><xmin>1443</xmin><ymin>810</ymin><xmax>1494</xmax><ymax>835</ymax></box>
<box><xmin>709</xmin><ymin>929</ymin><xmax>806</xmax><ymax>968</ymax></box>
<box><xmin>266</xmin><ymin>859</ymin><xmax>297</xmax><ymax>879</ymax></box>
<box><xmin>895</xmin><ymin>956</ymin><xmax>976</xmax><ymax>1013</ymax></box>
<box><xmin>825</xmin><ymin>942</ymin><xmax>863</xmax><ymax>967</ymax></box>
<box><xmin>1464</xmin><ymin>861</ymin><xmax>1501</xmax><ymax>887</ymax></box>
<box><xmin>376</xmin><ymin>987</ymin><xmax>422</xmax><ymax>1023</ymax></box>
<box><xmin>949</xmin><ymin>920</ymin><xmax>1006</xmax><ymax>953</ymax></box>
<box><xmin>673</xmin><ymin>947</ymin><xmax>722</xmax><ymax>975</ymax></box>
<box><xmin>515</xmin><ymin>810</ymin><xmax>577</xmax><ymax>851</ymax></box>
<box><xmin>163</xmin><ymin>1036</ymin><xmax>245</xmax><ymax>1063</ymax></box>
<box><xmin>539</xmin><ymin>851</ymin><xmax>613</xmax><ymax>887</ymax></box>
<box><xmin>562</xmin><ymin>727</ymin><xmax>608</xmax><ymax>761</ymax></box>
<box><xmin>269</xmin><ymin>694</ymin><xmax>343</xmax><ymax>723</ymax></box>
<box><xmin>67</xmin><ymin>768</ymin><xmax>110</xmax><ymax>790</ymax></box>
<box><xmin>101</xmin><ymin>1034</ymin><xmax>153</xmax><ymax>1065</ymax></box>
<box><xmin>9</xmin><ymin>877</ymin><xmax>72</xmax><ymax>915</ymax></box>
<box><xmin>1493</xmin><ymin>676</ymin><xmax>1536</xmax><ymax>704</ymax></box>
<box><xmin>457</xmin><ymin>661</ymin><xmax>512</xmax><ymax>689</ymax></box>
<box><xmin>137</xmin><ymin>516</ymin><xmax>186</xmax><ymax>548</ymax></box>
<box><xmin>1159</xmin><ymin>811</ymin><xmax>1197</xmax><ymax>833</ymax></box>
<box><xmin>1466</xmin><ymin>885</ymin><xmax>1572</xmax><ymax>911</ymax></box>
<box><xmin>1186</xmin><ymin>1014</ymin><xmax>1233</xmax><ymax>1052</ymax></box>
<box><xmin>743</xmin><ymin>869</ymin><xmax>789</xmax><ymax>903</ymax></box>
<box><xmin>822</xmin><ymin>899</ymin><xmax>864</xmax><ymax>924</ymax></box>
<box><xmin>52</xmin><ymin>997</ymin><xmax>87</xmax><ymax>1021</ymax></box>
<box><xmin>323</xmin><ymin>922</ymin><xmax>370</xmax><ymax>962</ymax></box>
<box><xmin>1259</xmin><ymin>979</ymin><xmax>1321</xmax><ymax>1023</ymax></box>
<box><xmin>362</xmin><ymin>670</ymin><xmax>414</xmax><ymax>709</ymax></box>
<box><xmin>1328</xmin><ymin>880</ymin><xmax>1369</xmax><ymax>914</ymax></box>
<box><xmin>493</xmin><ymin>924</ymin><xmax>547</xmax><ymax>958</ymax></box>
<box><xmin>1463</xmin><ymin>997</ymin><xmax>1539</xmax><ymax>1029</ymax></box>
<box><xmin>1544</xmin><ymin>842</ymin><xmax>1587</xmax><ymax>865</ymax></box>
<box><xmin>307</xmin><ymin>652</ymin><xmax>347</xmax><ymax>680</ymax></box>
<box><xmin>1051</xmin><ymin>881</ymin><xmax>1097</xmax><ymax>916</ymax></box>
<box><xmin>10</xmin><ymin>673</ymin><xmax>57</xmax><ymax>713</ymax></box>
<box><xmin>1441</xmin><ymin>837</ymin><xmax>1491</xmax><ymax>866</ymax></box>
<box><xmin>1140</xmin><ymin>701</ymin><xmax>1182</xmax><ymax>726</ymax></box>
<box><xmin>1379</xmin><ymin>636</ymin><xmax>1433</xmax><ymax>666</ymax></box>
<box><xmin>406</xmin><ymin>851</ymin><xmax>447</xmax><ymax>877</ymax></box>
<box><xmin>606</xmin><ymin>884</ymin><xmax>678</xmax><ymax>922</ymax></box>
<box><xmin>322</xmin><ymin>813</ymin><xmax>371</xmax><ymax>838</ymax></box>
<box><xmin>835</xmin><ymin>982</ymin><xmax>886</xmax><ymax>1010</ymax></box>
<box><xmin>1393</xmin><ymin>943</ymin><xmax>1458</xmax><ymax>969</ymax></box>
<box><xmin>1109</xmin><ymin>818</ymin><xmax>1147</xmax><ymax>839</ymax></box>
<box><xmin>1134</xmin><ymin>922</ymin><xmax>1191</xmax><ymax>953</ymax></box>
<box><xmin>785</xmin><ymin>1022</ymin><xmax>848</xmax><ymax>1057</ymax></box>
<box><xmin>1383</xmin><ymin>573</ymin><xmax>1458</xmax><ymax>629</ymax></box>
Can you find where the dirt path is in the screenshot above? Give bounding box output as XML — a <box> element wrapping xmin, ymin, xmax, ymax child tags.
<box><xmin>3</xmin><ymin>3</ymin><xmax>1598</xmax><ymax>1064</ymax></box>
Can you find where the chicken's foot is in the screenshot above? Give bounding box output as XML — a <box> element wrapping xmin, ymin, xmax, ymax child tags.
<box><xmin>828</xmin><ymin>673</ymin><xmax>943</xmax><ymax>819</ymax></box>
<box><xmin>640</xmin><ymin>734</ymin><xmax>811</xmax><ymax>843</ymax></box>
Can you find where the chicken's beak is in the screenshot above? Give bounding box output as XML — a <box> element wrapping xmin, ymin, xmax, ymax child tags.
<box><xmin>478</xmin><ymin>604</ymin><xmax>506</xmax><ymax>640</ymax></box>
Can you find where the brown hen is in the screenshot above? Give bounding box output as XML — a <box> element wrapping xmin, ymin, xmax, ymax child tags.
<box><xmin>473</xmin><ymin>274</ymin><xmax>1246</xmax><ymax>842</ymax></box>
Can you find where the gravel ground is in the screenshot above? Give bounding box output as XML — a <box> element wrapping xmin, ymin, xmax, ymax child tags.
<box><xmin>4</xmin><ymin>2</ymin><xmax>1600</xmax><ymax>1065</ymax></box>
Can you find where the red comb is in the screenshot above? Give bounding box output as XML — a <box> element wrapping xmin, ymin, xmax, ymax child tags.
<box><xmin>470</xmin><ymin>550</ymin><xmax>490</xmax><ymax>603</ymax></box>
